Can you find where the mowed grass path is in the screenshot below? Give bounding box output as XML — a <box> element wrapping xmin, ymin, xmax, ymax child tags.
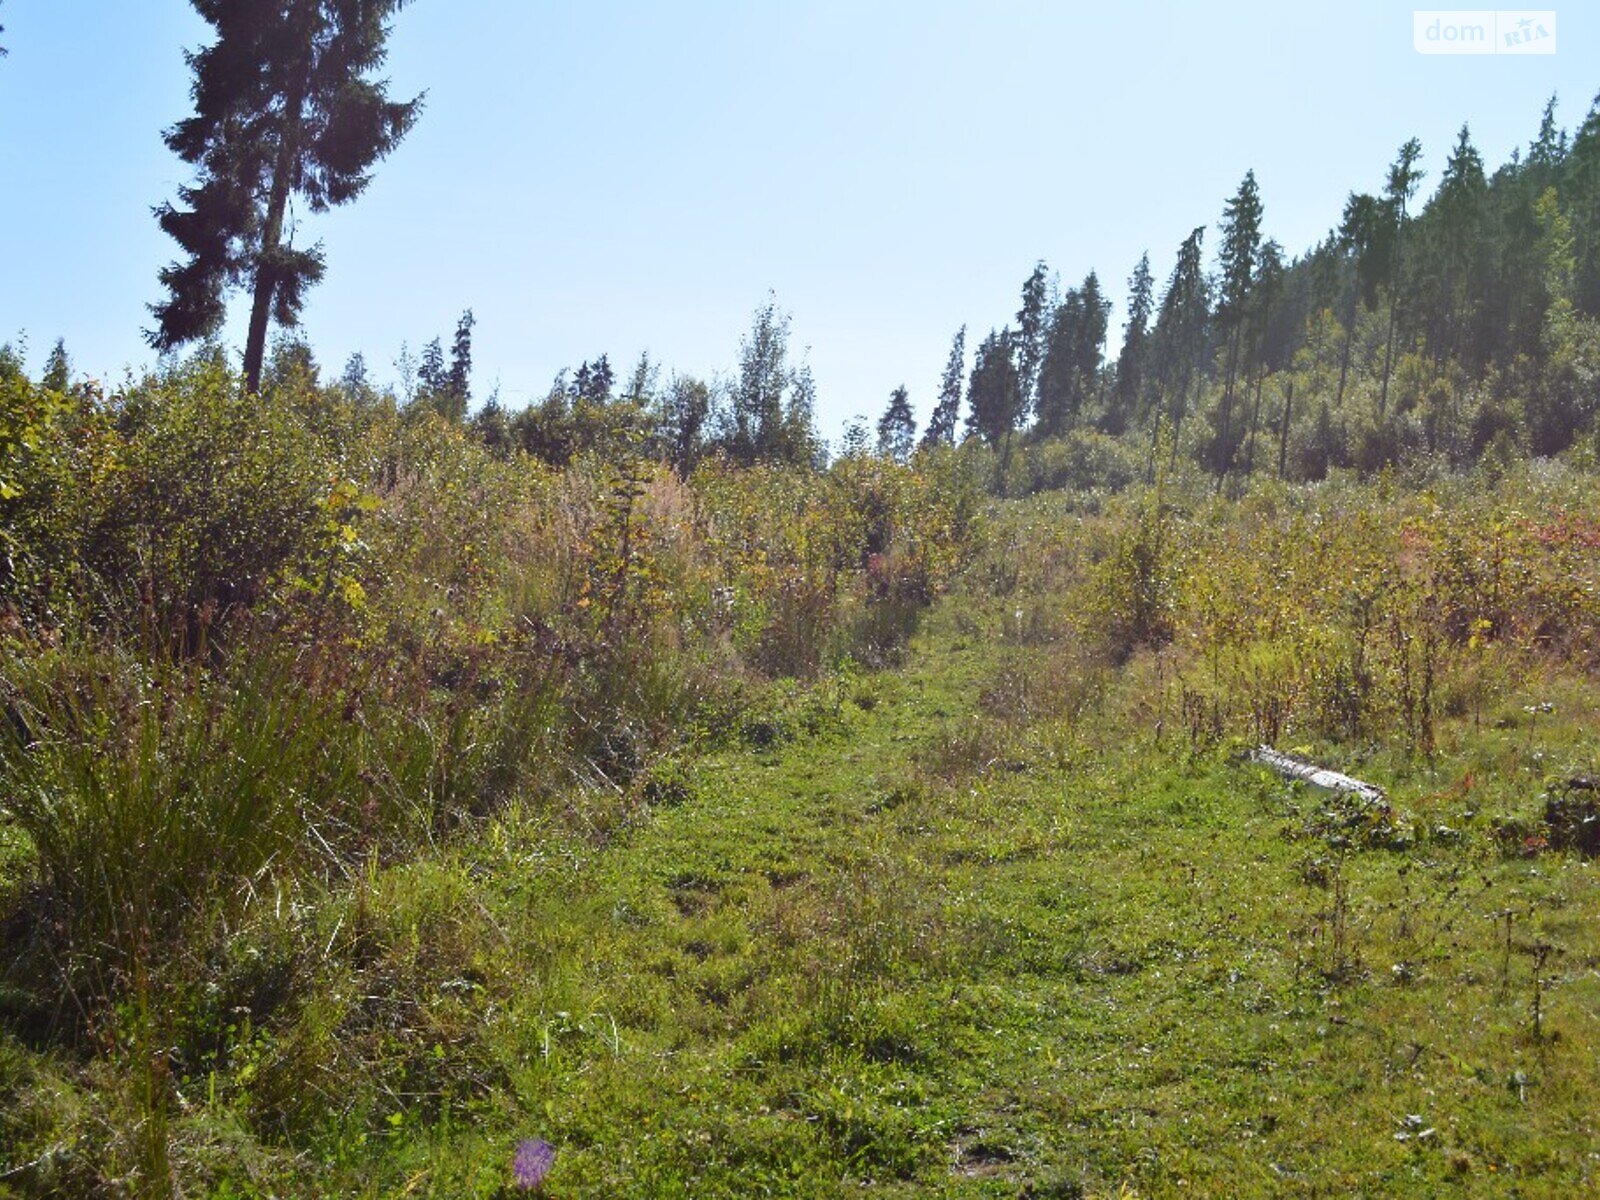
<box><xmin>286</xmin><ymin>602</ymin><xmax>1598</xmax><ymax>1198</ymax></box>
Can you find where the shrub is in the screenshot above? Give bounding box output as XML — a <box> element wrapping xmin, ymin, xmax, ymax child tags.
<box><xmin>1024</xmin><ymin>429</ymin><xmax>1142</xmax><ymax>494</ymax></box>
<box><xmin>1088</xmin><ymin>494</ymin><xmax>1178</xmax><ymax>661</ymax></box>
<box><xmin>93</xmin><ymin>356</ymin><xmax>332</xmax><ymax>642</ymax></box>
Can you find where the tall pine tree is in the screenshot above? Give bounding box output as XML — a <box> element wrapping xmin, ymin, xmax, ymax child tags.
<box><xmin>1213</xmin><ymin>170</ymin><xmax>1264</xmax><ymax>482</ymax></box>
<box><xmin>1148</xmin><ymin>227</ymin><xmax>1210</xmax><ymax>472</ymax></box>
<box><xmin>1568</xmin><ymin>91</ymin><xmax>1600</xmax><ymax>318</ymax></box>
<box><xmin>149</xmin><ymin>0</ymin><xmax>422</xmax><ymax>393</ymax></box>
<box><xmin>877</xmin><ymin>386</ymin><xmax>916</xmax><ymax>462</ymax></box>
<box><xmin>966</xmin><ymin>329</ymin><xmax>1023</xmax><ymax>463</ymax></box>
<box><xmin>1379</xmin><ymin>138</ymin><xmax>1425</xmax><ymax>414</ymax></box>
<box><xmin>447</xmin><ymin>309</ymin><xmax>474</xmax><ymax>411</ymax></box>
<box><xmin>1015</xmin><ymin>262</ymin><xmax>1051</xmax><ymax>417</ymax></box>
<box><xmin>1113</xmin><ymin>252</ymin><xmax>1155</xmax><ymax>431</ymax></box>
<box><xmin>920</xmin><ymin>326</ymin><xmax>966</xmax><ymax>450</ymax></box>
<box><xmin>1418</xmin><ymin>126</ymin><xmax>1488</xmax><ymax>365</ymax></box>
<box><xmin>1035</xmin><ymin>272</ymin><xmax>1110</xmax><ymax>437</ymax></box>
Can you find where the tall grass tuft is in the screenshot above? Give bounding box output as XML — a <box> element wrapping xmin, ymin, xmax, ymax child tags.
<box><xmin>0</xmin><ymin>638</ymin><xmax>355</xmax><ymax>989</ymax></box>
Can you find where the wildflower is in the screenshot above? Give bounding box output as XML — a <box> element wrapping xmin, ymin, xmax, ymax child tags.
<box><xmin>513</xmin><ymin>1138</ymin><xmax>556</xmax><ymax>1190</ymax></box>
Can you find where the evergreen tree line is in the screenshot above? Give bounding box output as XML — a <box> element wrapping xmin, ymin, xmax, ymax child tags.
<box><xmin>903</xmin><ymin>92</ymin><xmax>1600</xmax><ymax>486</ymax></box>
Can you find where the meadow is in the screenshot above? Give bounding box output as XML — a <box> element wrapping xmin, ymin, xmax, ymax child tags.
<box><xmin>2</xmin><ymin>357</ymin><xmax>1599</xmax><ymax>1197</ymax></box>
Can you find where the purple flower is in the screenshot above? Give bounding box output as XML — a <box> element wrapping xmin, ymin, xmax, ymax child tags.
<box><xmin>513</xmin><ymin>1138</ymin><xmax>556</xmax><ymax>1190</ymax></box>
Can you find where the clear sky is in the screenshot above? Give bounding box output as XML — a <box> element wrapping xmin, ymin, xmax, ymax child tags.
<box><xmin>0</xmin><ymin>2</ymin><xmax>1593</xmax><ymax>439</ymax></box>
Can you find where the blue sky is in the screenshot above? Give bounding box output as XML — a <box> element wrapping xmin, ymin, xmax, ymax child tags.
<box><xmin>0</xmin><ymin>2</ymin><xmax>1593</xmax><ymax>438</ymax></box>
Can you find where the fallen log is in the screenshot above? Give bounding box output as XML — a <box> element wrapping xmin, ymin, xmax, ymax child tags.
<box><xmin>1252</xmin><ymin>746</ymin><xmax>1386</xmax><ymax>805</ymax></box>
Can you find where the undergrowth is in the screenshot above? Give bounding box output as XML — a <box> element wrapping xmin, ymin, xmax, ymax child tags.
<box><xmin>1</xmin><ymin>360</ymin><xmax>1599</xmax><ymax>1196</ymax></box>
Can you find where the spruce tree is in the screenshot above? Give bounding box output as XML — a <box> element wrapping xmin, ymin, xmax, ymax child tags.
<box><xmin>1035</xmin><ymin>289</ymin><xmax>1077</xmax><ymax>438</ymax></box>
<box><xmin>1529</xmin><ymin>94</ymin><xmax>1567</xmax><ymax>174</ymax></box>
<box><xmin>1114</xmin><ymin>252</ymin><xmax>1155</xmax><ymax>429</ymax></box>
<box><xmin>149</xmin><ymin>0</ymin><xmax>422</xmax><ymax>393</ymax></box>
<box><xmin>41</xmin><ymin>340</ymin><xmax>70</xmax><ymax>393</ymax></box>
<box><xmin>339</xmin><ymin>351</ymin><xmax>372</xmax><ymax>400</ymax></box>
<box><xmin>920</xmin><ymin>326</ymin><xmax>966</xmax><ymax>450</ymax></box>
<box><xmin>1037</xmin><ymin>272</ymin><xmax>1112</xmax><ymax>437</ymax></box>
<box><xmin>965</xmin><ymin>329</ymin><xmax>1023</xmax><ymax>456</ymax></box>
<box><xmin>447</xmin><ymin>309</ymin><xmax>474</xmax><ymax>412</ymax></box>
<box><xmin>877</xmin><ymin>386</ymin><xmax>916</xmax><ymax>462</ymax></box>
<box><xmin>1378</xmin><ymin>138</ymin><xmax>1424</xmax><ymax>414</ymax></box>
<box><xmin>1074</xmin><ymin>271</ymin><xmax>1110</xmax><ymax>421</ymax></box>
<box><xmin>570</xmin><ymin>356</ymin><xmax>615</xmax><ymax>405</ymax></box>
<box><xmin>417</xmin><ymin>338</ymin><xmax>446</xmax><ymax>399</ymax></box>
<box><xmin>1214</xmin><ymin>171</ymin><xmax>1264</xmax><ymax>482</ymax></box>
<box><xmin>471</xmin><ymin>394</ymin><xmax>511</xmax><ymax>456</ymax></box>
<box><xmin>1148</xmin><ymin>227</ymin><xmax>1210</xmax><ymax>472</ymax></box>
<box><xmin>1483</xmin><ymin>100</ymin><xmax>1569</xmax><ymax>366</ymax></box>
<box><xmin>1015</xmin><ymin>262</ymin><xmax>1051</xmax><ymax>415</ymax></box>
<box><xmin>1242</xmin><ymin>240</ymin><xmax>1285</xmax><ymax>476</ymax></box>
<box><xmin>1421</xmin><ymin>126</ymin><xmax>1487</xmax><ymax>363</ymax></box>
<box><xmin>1567</xmin><ymin>91</ymin><xmax>1600</xmax><ymax>316</ymax></box>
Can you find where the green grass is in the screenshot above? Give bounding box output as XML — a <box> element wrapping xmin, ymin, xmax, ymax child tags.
<box><xmin>13</xmin><ymin>592</ymin><xmax>1598</xmax><ymax>1197</ymax></box>
<box><xmin>10</xmin><ymin>339</ymin><xmax>1600</xmax><ymax>1197</ymax></box>
<box><xmin>5</xmin><ymin>531</ymin><xmax>1600</xmax><ymax>1197</ymax></box>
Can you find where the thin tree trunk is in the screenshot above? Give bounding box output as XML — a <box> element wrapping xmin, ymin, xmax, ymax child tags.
<box><xmin>1169</xmin><ymin>378</ymin><xmax>1186</xmax><ymax>473</ymax></box>
<box><xmin>243</xmin><ymin>179</ymin><xmax>291</xmax><ymax>395</ymax></box>
<box><xmin>243</xmin><ymin>27</ymin><xmax>313</xmax><ymax>395</ymax></box>
<box><xmin>1216</xmin><ymin>331</ymin><xmax>1240</xmax><ymax>491</ymax></box>
<box><xmin>1335</xmin><ymin>294</ymin><xmax>1355</xmax><ymax>410</ymax></box>
<box><xmin>1147</xmin><ymin>392</ymin><xmax>1166</xmax><ymax>484</ymax></box>
<box><xmin>1278</xmin><ymin>379</ymin><xmax>1294</xmax><ymax>481</ymax></box>
<box><xmin>1244</xmin><ymin>365</ymin><xmax>1266</xmax><ymax>479</ymax></box>
<box><xmin>1377</xmin><ymin>198</ymin><xmax>1410</xmax><ymax>419</ymax></box>
<box><xmin>1378</xmin><ymin>294</ymin><xmax>1399</xmax><ymax>419</ymax></box>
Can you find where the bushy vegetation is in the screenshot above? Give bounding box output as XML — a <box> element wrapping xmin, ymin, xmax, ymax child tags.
<box><xmin>0</xmin><ymin>351</ymin><xmax>984</xmax><ymax>1193</ymax></box>
<box><xmin>4</xmin><ymin>331</ymin><xmax>1600</xmax><ymax>1195</ymax></box>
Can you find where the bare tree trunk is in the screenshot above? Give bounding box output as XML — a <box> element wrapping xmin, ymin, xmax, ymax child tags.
<box><xmin>1335</xmin><ymin>294</ymin><xmax>1355</xmax><ymax>410</ymax></box>
<box><xmin>243</xmin><ymin>180</ymin><xmax>290</xmax><ymax>394</ymax></box>
<box><xmin>1377</xmin><ymin>198</ymin><xmax>1410</xmax><ymax>419</ymax></box>
<box><xmin>1378</xmin><ymin>295</ymin><xmax>1399</xmax><ymax>419</ymax></box>
<box><xmin>1253</xmin><ymin>746</ymin><xmax>1386</xmax><ymax>805</ymax></box>
<box><xmin>1244</xmin><ymin>366</ymin><xmax>1266</xmax><ymax>479</ymax></box>
<box><xmin>1169</xmin><ymin>378</ymin><xmax>1187</xmax><ymax>473</ymax></box>
<box><xmin>1278</xmin><ymin>379</ymin><xmax>1294</xmax><ymax>480</ymax></box>
<box><xmin>1147</xmin><ymin>405</ymin><xmax>1163</xmax><ymax>484</ymax></box>
<box><xmin>1215</xmin><ymin>331</ymin><xmax>1241</xmax><ymax>491</ymax></box>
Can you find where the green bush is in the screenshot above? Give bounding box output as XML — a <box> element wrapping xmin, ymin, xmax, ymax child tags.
<box><xmin>1024</xmin><ymin>429</ymin><xmax>1143</xmax><ymax>494</ymax></box>
<box><xmin>1088</xmin><ymin>494</ymin><xmax>1179</xmax><ymax>661</ymax></box>
<box><xmin>103</xmin><ymin>356</ymin><xmax>333</xmax><ymax>638</ymax></box>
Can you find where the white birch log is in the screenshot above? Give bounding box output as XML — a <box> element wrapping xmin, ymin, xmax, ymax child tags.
<box><xmin>1252</xmin><ymin>746</ymin><xmax>1386</xmax><ymax>805</ymax></box>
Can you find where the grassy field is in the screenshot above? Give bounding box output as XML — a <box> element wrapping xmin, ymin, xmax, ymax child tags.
<box><xmin>3</xmin><ymin>373</ymin><xmax>1600</xmax><ymax>1197</ymax></box>
<box><xmin>9</xmin><ymin>508</ymin><xmax>1600</xmax><ymax>1197</ymax></box>
<box><xmin>380</xmin><ymin>600</ymin><xmax>1600</xmax><ymax>1198</ymax></box>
